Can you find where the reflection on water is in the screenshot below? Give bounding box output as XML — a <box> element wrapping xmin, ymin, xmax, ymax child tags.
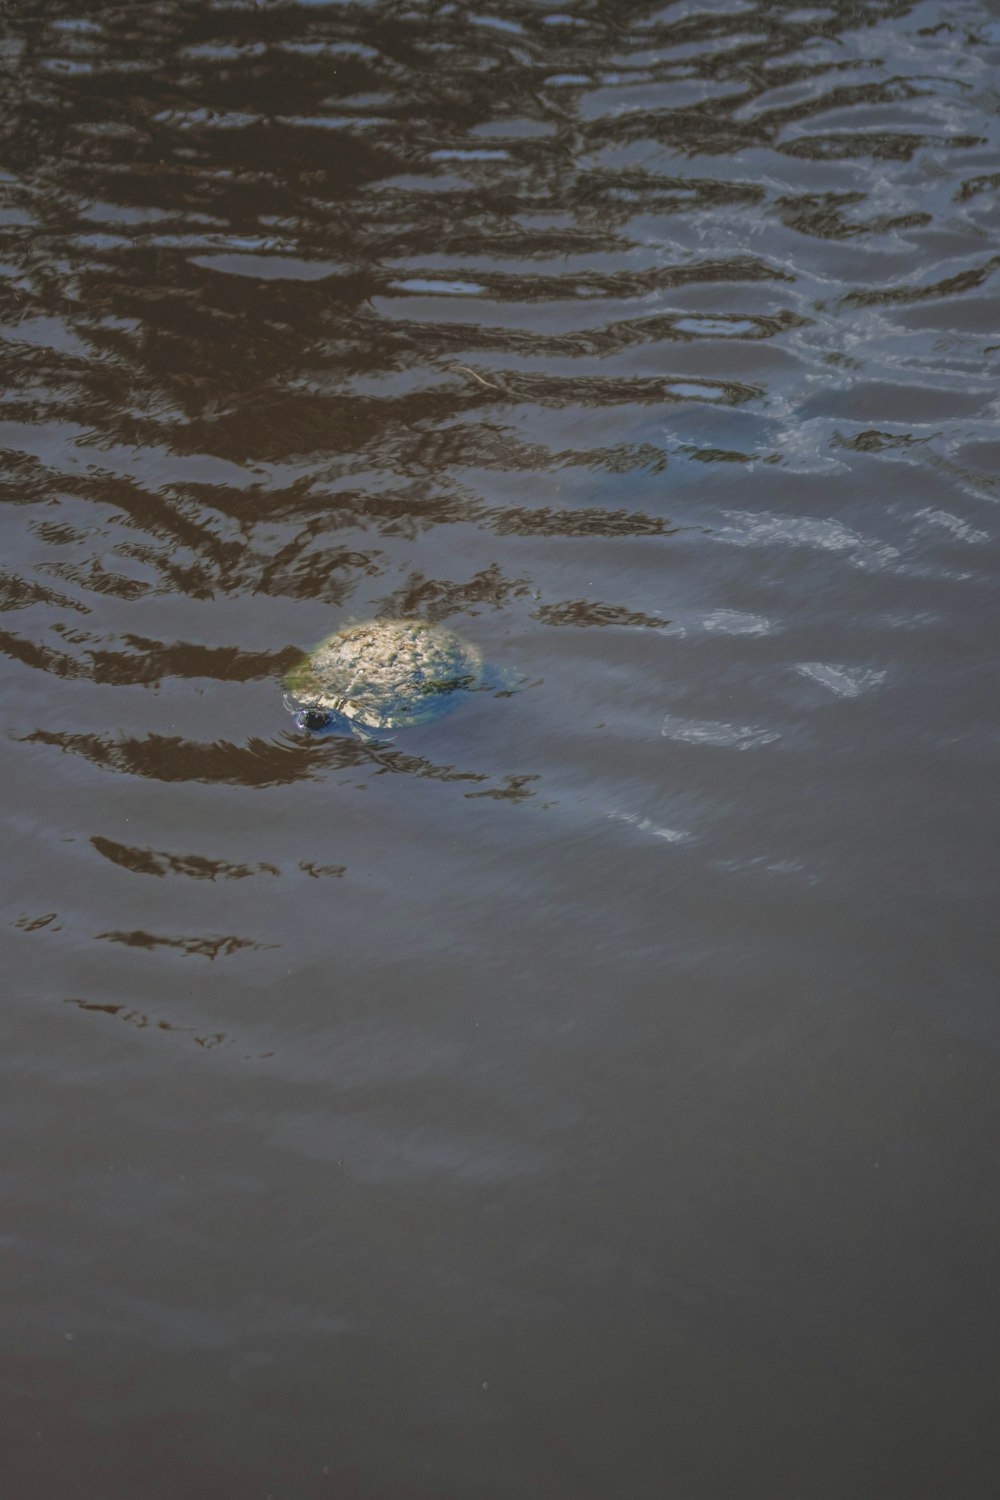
<box><xmin>3</xmin><ymin>0</ymin><xmax>1000</xmax><ymax>1494</ymax></box>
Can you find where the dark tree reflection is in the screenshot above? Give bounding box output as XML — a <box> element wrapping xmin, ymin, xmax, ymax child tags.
<box><xmin>0</xmin><ymin>0</ymin><xmax>938</xmax><ymax>739</ymax></box>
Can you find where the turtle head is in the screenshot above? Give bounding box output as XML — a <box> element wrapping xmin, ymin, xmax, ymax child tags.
<box><xmin>297</xmin><ymin>706</ymin><xmax>335</xmax><ymax>732</ymax></box>
<box><xmin>283</xmin><ymin>657</ymin><xmax>336</xmax><ymax>733</ymax></box>
<box><xmin>283</xmin><ymin>689</ymin><xmax>340</xmax><ymax>734</ymax></box>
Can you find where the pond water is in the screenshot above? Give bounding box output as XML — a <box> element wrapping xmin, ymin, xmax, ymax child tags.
<box><xmin>2</xmin><ymin>1</ymin><xmax>999</xmax><ymax>1495</ymax></box>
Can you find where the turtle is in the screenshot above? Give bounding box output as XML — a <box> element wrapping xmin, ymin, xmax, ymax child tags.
<box><xmin>283</xmin><ymin>617</ymin><xmax>486</xmax><ymax>736</ymax></box>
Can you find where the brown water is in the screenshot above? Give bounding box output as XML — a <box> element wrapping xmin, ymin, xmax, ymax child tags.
<box><xmin>3</xmin><ymin>1</ymin><xmax>1000</xmax><ymax>1494</ymax></box>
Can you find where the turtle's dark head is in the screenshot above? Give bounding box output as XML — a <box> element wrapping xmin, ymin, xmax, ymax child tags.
<box><xmin>297</xmin><ymin>706</ymin><xmax>335</xmax><ymax>732</ymax></box>
<box><xmin>283</xmin><ymin>688</ymin><xmax>338</xmax><ymax>733</ymax></box>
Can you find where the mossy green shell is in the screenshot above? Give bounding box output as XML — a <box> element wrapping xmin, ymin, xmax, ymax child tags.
<box><xmin>284</xmin><ymin>618</ymin><xmax>485</xmax><ymax>730</ymax></box>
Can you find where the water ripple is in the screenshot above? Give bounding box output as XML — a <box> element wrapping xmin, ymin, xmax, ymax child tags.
<box><xmin>2</xmin><ymin>6</ymin><xmax>1000</xmax><ymax>1483</ymax></box>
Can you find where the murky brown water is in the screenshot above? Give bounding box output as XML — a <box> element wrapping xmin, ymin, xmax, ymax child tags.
<box><xmin>3</xmin><ymin>1</ymin><xmax>1000</xmax><ymax>1494</ymax></box>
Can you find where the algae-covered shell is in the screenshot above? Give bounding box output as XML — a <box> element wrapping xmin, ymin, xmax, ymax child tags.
<box><xmin>284</xmin><ymin>618</ymin><xmax>484</xmax><ymax>732</ymax></box>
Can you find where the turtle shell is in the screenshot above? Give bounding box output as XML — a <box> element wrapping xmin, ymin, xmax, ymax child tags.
<box><xmin>284</xmin><ymin>618</ymin><xmax>484</xmax><ymax>731</ymax></box>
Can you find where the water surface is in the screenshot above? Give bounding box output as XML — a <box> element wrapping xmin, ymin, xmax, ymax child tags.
<box><xmin>3</xmin><ymin>1</ymin><xmax>1000</xmax><ymax>1495</ymax></box>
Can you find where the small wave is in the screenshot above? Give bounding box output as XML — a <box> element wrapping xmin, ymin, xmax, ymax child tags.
<box><xmin>389</xmin><ymin>278</ymin><xmax>487</xmax><ymax>296</ymax></box>
<box><xmin>469</xmin><ymin>15</ymin><xmax>524</xmax><ymax>34</ymax></box>
<box><xmin>608</xmin><ymin>810</ymin><xmax>696</xmax><ymax>844</ymax></box>
<box><xmin>914</xmin><ymin>509</ymin><xmax>989</xmax><ymax>545</ymax></box>
<box><xmin>700</xmin><ymin>610</ymin><xmax>778</xmax><ymax>636</ymax></box>
<box><xmin>718</xmin><ymin>511</ymin><xmax>900</xmax><ymax>570</ymax></box>
<box><xmin>190</xmin><ymin>255</ymin><xmax>348</xmax><ymax>281</ymax></box>
<box><xmin>672</xmin><ymin>316</ymin><xmax>760</xmax><ymax>337</ymax></box>
<box><xmin>429</xmin><ymin>149</ymin><xmax>512</xmax><ymax>163</ymax></box>
<box><xmin>661</xmin><ymin>715</ymin><xmax>781</xmax><ymax>750</ymax></box>
<box><xmin>794</xmin><ymin>663</ymin><xmax>887</xmax><ymax>697</ymax></box>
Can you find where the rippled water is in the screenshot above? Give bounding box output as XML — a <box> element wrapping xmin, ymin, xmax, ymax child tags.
<box><xmin>3</xmin><ymin>1</ymin><xmax>1000</xmax><ymax>1494</ymax></box>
